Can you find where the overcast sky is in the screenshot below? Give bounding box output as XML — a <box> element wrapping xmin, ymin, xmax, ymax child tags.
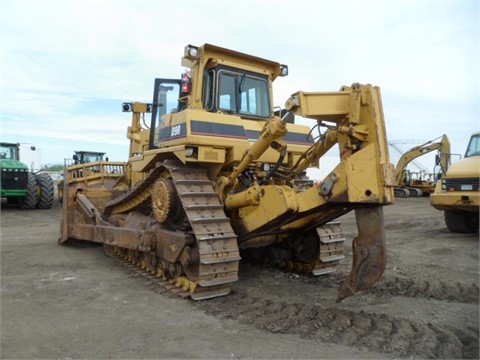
<box><xmin>1</xmin><ymin>0</ymin><xmax>479</xmax><ymax>178</ymax></box>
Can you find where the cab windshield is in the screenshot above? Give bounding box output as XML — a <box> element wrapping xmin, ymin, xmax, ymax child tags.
<box><xmin>0</xmin><ymin>144</ymin><xmax>19</xmax><ymax>160</ymax></box>
<box><xmin>204</xmin><ymin>66</ymin><xmax>271</xmax><ymax>119</ymax></box>
<box><xmin>465</xmin><ymin>134</ymin><xmax>480</xmax><ymax>157</ymax></box>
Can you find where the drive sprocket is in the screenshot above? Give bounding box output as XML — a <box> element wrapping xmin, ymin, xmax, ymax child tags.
<box><xmin>151</xmin><ymin>178</ymin><xmax>183</xmax><ymax>225</ymax></box>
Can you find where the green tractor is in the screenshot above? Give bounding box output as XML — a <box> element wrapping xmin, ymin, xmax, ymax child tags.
<box><xmin>0</xmin><ymin>142</ymin><xmax>54</xmax><ymax>209</ymax></box>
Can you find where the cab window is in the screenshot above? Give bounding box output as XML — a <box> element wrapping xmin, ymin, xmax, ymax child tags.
<box><xmin>206</xmin><ymin>66</ymin><xmax>271</xmax><ymax>119</ymax></box>
<box><xmin>465</xmin><ymin>134</ymin><xmax>480</xmax><ymax>157</ymax></box>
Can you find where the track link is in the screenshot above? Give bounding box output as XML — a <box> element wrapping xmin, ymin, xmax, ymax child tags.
<box><xmin>103</xmin><ymin>161</ymin><xmax>241</xmax><ymax>300</ymax></box>
<box><xmin>169</xmin><ymin>165</ymin><xmax>241</xmax><ymax>299</ymax></box>
<box><xmin>242</xmin><ymin>222</ymin><xmax>345</xmax><ymax>276</ymax></box>
<box><xmin>104</xmin><ymin>244</ymin><xmax>193</xmax><ymax>298</ymax></box>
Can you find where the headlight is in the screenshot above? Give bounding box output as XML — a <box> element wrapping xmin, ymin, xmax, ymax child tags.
<box><xmin>122</xmin><ymin>103</ymin><xmax>132</xmax><ymax>112</ymax></box>
<box><xmin>185</xmin><ymin>146</ymin><xmax>196</xmax><ymax>157</ymax></box>
<box><xmin>185</xmin><ymin>45</ymin><xmax>199</xmax><ymax>58</ymax></box>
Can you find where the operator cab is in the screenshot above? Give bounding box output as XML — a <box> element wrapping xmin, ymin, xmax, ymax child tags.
<box><xmin>203</xmin><ymin>66</ymin><xmax>271</xmax><ymax>118</ymax></box>
<box><xmin>0</xmin><ymin>143</ymin><xmax>19</xmax><ymax>161</ymax></box>
<box><xmin>465</xmin><ymin>132</ymin><xmax>480</xmax><ymax>158</ymax></box>
<box><xmin>148</xmin><ymin>44</ymin><xmax>289</xmax><ymax>151</ymax></box>
<box><xmin>149</xmin><ymin>68</ymin><xmax>271</xmax><ymax>122</ymax></box>
<box><xmin>73</xmin><ymin>151</ymin><xmax>107</xmax><ymax>165</ymax></box>
<box><xmin>148</xmin><ymin>71</ymin><xmax>271</xmax><ymax>150</ymax></box>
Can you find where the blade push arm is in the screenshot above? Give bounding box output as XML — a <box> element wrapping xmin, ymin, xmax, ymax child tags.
<box><xmin>285</xmin><ymin>83</ymin><xmax>395</xmax><ymax>301</ymax></box>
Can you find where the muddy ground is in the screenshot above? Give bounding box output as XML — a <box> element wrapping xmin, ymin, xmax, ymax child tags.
<box><xmin>1</xmin><ymin>196</ymin><xmax>478</xmax><ymax>359</ymax></box>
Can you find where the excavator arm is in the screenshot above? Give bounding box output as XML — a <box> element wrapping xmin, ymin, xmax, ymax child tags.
<box><xmin>394</xmin><ymin>134</ymin><xmax>451</xmax><ymax>187</ymax></box>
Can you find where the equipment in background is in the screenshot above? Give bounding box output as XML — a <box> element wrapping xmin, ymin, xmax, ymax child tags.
<box><xmin>431</xmin><ymin>132</ymin><xmax>479</xmax><ymax>233</ymax></box>
<box><xmin>0</xmin><ymin>142</ymin><xmax>54</xmax><ymax>210</ymax></box>
<box><xmin>392</xmin><ymin>135</ymin><xmax>451</xmax><ymax>197</ymax></box>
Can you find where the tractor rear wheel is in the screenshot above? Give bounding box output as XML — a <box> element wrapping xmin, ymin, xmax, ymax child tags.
<box><xmin>20</xmin><ymin>173</ymin><xmax>38</xmax><ymax>210</ymax></box>
<box><xmin>36</xmin><ymin>173</ymin><xmax>54</xmax><ymax>209</ymax></box>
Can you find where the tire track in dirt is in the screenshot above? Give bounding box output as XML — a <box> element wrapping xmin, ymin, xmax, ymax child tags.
<box><xmin>109</xmin><ymin>240</ymin><xmax>478</xmax><ymax>359</ymax></box>
<box><xmin>295</xmin><ymin>274</ymin><xmax>479</xmax><ymax>303</ymax></box>
<box><xmin>370</xmin><ymin>277</ymin><xmax>479</xmax><ymax>303</ymax></box>
<box><xmin>131</xmin><ymin>256</ymin><xmax>478</xmax><ymax>358</ymax></box>
<box><xmin>194</xmin><ymin>293</ymin><xmax>478</xmax><ymax>359</ymax></box>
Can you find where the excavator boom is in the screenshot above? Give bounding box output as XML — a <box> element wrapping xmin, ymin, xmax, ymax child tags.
<box><xmin>393</xmin><ymin>134</ymin><xmax>451</xmax><ymax>197</ymax></box>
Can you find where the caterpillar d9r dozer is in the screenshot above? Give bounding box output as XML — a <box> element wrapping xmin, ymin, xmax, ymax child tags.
<box><xmin>59</xmin><ymin>44</ymin><xmax>395</xmax><ymax>302</ymax></box>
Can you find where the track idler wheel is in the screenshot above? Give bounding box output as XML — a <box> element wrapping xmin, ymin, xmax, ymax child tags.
<box><xmin>337</xmin><ymin>206</ymin><xmax>387</xmax><ymax>302</ymax></box>
<box><xmin>151</xmin><ymin>178</ymin><xmax>183</xmax><ymax>224</ymax></box>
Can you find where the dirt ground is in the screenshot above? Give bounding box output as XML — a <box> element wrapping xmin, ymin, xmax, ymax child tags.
<box><xmin>1</xmin><ymin>195</ymin><xmax>478</xmax><ymax>359</ymax></box>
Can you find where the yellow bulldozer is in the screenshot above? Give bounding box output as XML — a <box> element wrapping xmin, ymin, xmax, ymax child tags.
<box><xmin>57</xmin><ymin>150</ymin><xmax>108</xmax><ymax>202</ymax></box>
<box><xmin>59</xmin><ymin>43</ymin><xmax>395</xmax><ymax>302</ymax></box>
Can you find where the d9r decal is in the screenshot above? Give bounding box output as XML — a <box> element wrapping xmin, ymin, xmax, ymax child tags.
<box><xmin>171</xmin><ymin>125</ymin><xmax>181</xmax><ymax>137</ymax></box>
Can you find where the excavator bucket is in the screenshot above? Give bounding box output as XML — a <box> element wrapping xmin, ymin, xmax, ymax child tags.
<box><xmin>337</xmin><ymin>206</ymin><xmax>386</xmax><ymax>302</ymax></box>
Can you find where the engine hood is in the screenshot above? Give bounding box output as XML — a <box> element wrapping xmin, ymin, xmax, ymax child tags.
<box><xmin>0</xmin><ymin>159</ymin><xmax>29</xmax><ymax>171</ymax></box>
<box><xmin>446</xmin><ymin>155</ymin><xmax>480</xmax><ymax>178</ymax></box>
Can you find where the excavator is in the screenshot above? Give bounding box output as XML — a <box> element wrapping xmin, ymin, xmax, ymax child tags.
<box><xmin>393</xmin><ymin>135</ymin><xmax>451</xmax><ymax>197</ymax></box>
<box><xmin>59</xmin><ymin>43</ymin><xmax>395</xmax><ymax>302</ymax></box>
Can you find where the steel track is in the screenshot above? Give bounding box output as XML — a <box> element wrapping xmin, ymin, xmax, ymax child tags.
<box><xmin>103</xmin><ymin>161</ymin><xmax>241</xmax><ymax>300</ymax></box>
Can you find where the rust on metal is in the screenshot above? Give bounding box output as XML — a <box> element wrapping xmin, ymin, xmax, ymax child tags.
<box><xmin>336</xmin><ymin>206</ymin><xmax>386</xmax><ymax>302</ymax></box>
